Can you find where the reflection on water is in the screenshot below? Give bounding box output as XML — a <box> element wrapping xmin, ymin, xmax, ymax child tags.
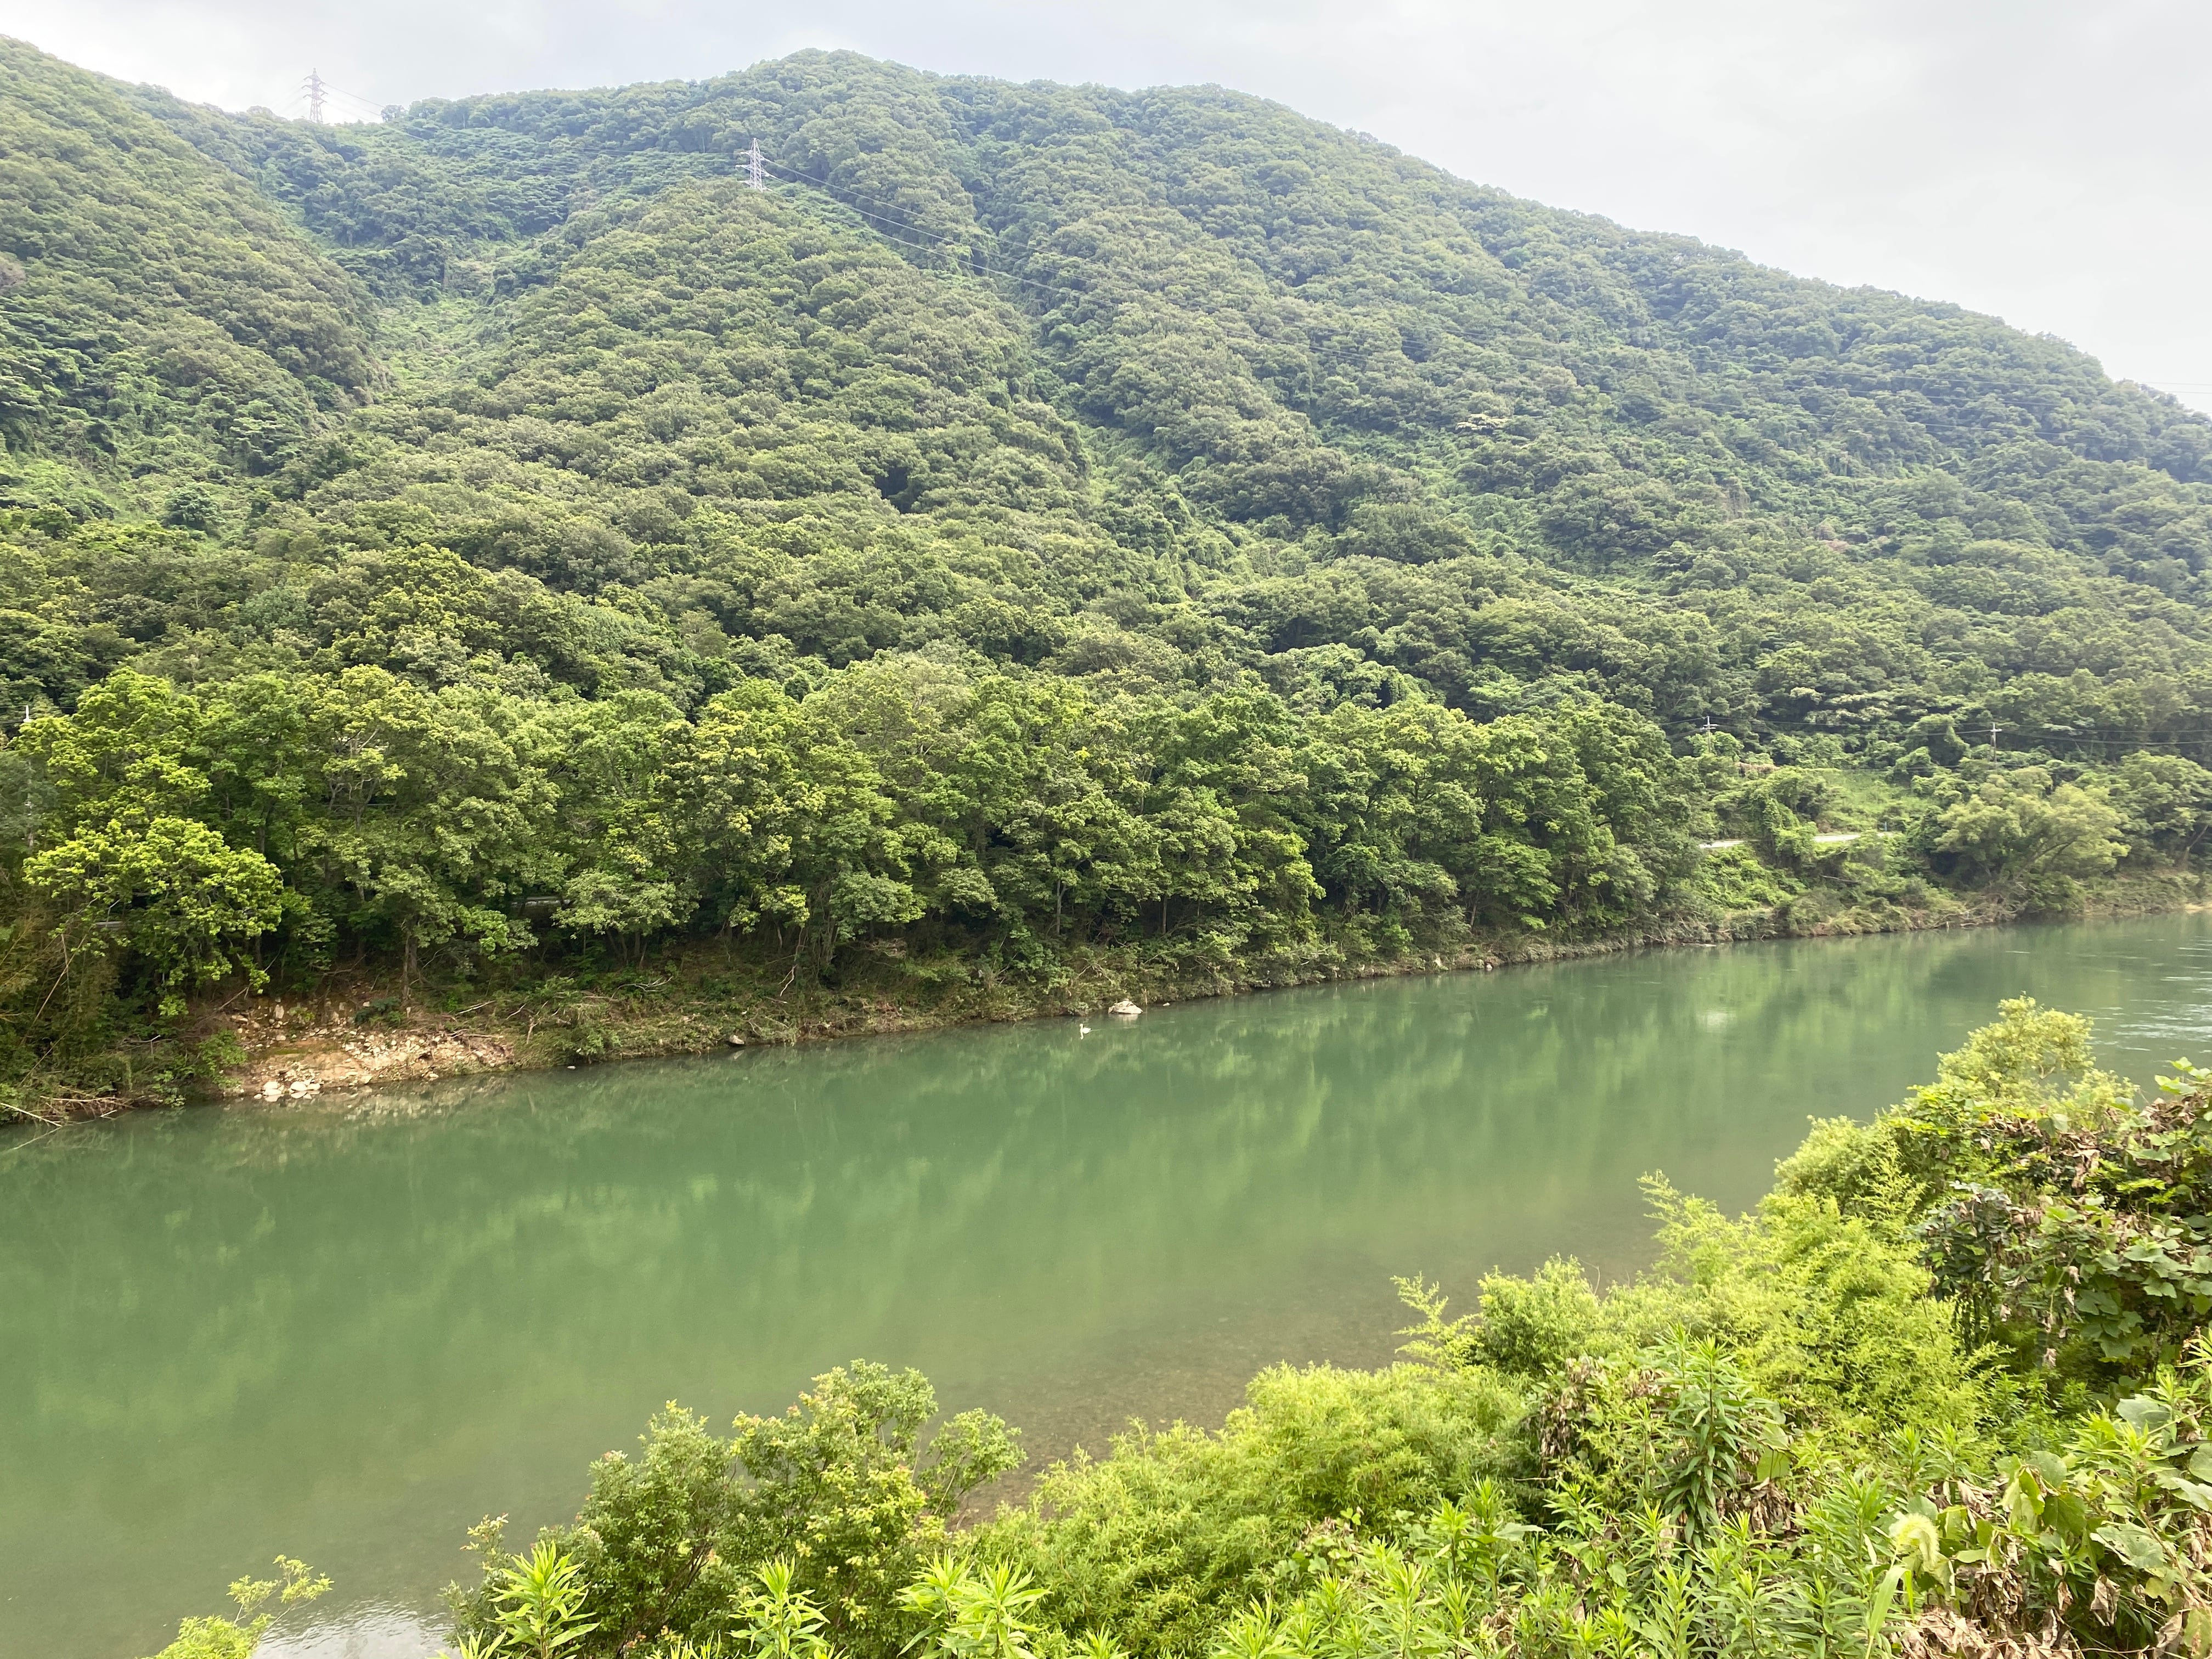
<box><xmin>261</xmin><ymin>1607</ymin><xmax>441</xmax><ymax>1659</ymax></box>
<box><xmin>10</xmin><ymin>917</ymin><xmax>2212</xmax><ymax>1658</ymax></box>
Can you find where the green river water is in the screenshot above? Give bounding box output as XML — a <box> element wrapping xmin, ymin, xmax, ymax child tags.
<box><xmin>13</xmin><ymin>917</ymin><xmax>2212</xmax><ymax>1657</ymax></box>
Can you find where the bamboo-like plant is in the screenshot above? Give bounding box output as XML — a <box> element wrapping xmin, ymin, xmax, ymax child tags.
<box><xmin>736</xmin><ymin>1559</ymin><xmax>838</xmax><ymax>1659</ymax></box>
<box><xmin>898</xmin><ymin>1557</ymin><xmax>1046</xmax><ymax>1659</ymax></box>
<box><xmin>494</xmin><ymin>1542</ymin><xmax>600</xmax><ymax>1659</ymax></box>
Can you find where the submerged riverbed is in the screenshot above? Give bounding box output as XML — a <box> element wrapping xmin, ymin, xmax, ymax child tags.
<box><xmin>13</xmin><ymin>917</ymin><xmax>2212</xmax><ymax>1657</ymax></box>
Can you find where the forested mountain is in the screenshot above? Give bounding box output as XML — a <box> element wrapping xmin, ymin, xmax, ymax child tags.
<box><xmin>4</xmin><ymin>36</ymin><xmax>2211</xmax><ymax>1092</ymax></box>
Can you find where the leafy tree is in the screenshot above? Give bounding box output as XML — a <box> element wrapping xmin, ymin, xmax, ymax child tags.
<box><xmin>1929</xmin><ymin>767</ymin><xmax>2127</xmax><ymax>893</ymax></box>
<box><xmin>2110</xmin><ymin>751</ymin><xmax>2212</xmax><ymax>868</ymax></box>
<box><xmin>300</xmin><ymin>667</ymin><xmax>557</xmax><ymax>988</ymax></box>
<box><xmin>24</xmin><ymin>815</ymin><xmax>280</xmax><ymax>1016</ymax></box>
<box><xmin>679</xmin><ymin>682</ymin><xmax>925</xmax><ymax>969</ymax></box>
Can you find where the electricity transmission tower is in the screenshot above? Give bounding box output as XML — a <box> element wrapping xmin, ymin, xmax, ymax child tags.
<box><xmin>304</xmin><ymin>69</ymin><xmax>327</xmax><ymax>124</ymax></box>
<box><xmin>747</xmin><ymin>139</ymin><xmax>766</xmax><ymax>190</ymax></box>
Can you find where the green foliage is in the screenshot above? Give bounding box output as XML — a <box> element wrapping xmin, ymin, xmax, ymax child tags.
<box><xmin>726</xmin><ymin>1361</ymin><xmax>1023</xmax><ymax>1647</ymax></box>
<box><xmin>494</xmin><ymin>1542</ymin><xmax>600</xmax><ymax>1659</ymax></box>
<box><xmin>24</xmin><ymin>813</ymin><xmax>280</xmax><ymax>1015</ymax></box>
<box><xmin>7</xmin><ymin>37</ymin><xmax>2212</xmax><ymax>1093</ymax></box>
<box><xmin>973</xmin><ymin>1363</ymin><xmax>1520</xmax><ymax>1659</ymax></box>
<box><xmin>2111</xmin><ymin>751</ymin><xmax>2212</xmax><ymax>868</ymax></box>
<box><xmin>142</xmin><ymin>1558</ymin><xmax>330</xmax><ymax>1659</ymax></box>
<box><xmin>1395</xmin><ymin>1259</ymin><xmax>1604</xmax><ymax>1380</ymax></box>
<box><xmin>900</xmin><ymin>1557</ymin><xmax>1046</xmax><ymax>1659</ymax></box>
<box><xmin>1869</xmin><ymin>1002</ymin><xmax>2212</xmax><ymax>1376</ymax></box>
<box><xmin>737</xmin><ymin>1559</ymin><xmax>839</xmax><ymax>1659</ymax></box>
<box><xmin>0</xmin><ymin>41</ymin><xmax>369</xmax><ymax>520</ymax></box>
<box><xmin>1925</xmin><ymin>765</ymin><xmax>2128</xmax><ymax>904</ymax></box>
<box><xmin>1694</xmin><ymin>843</ymin><xmax>1803</xmax><ymax>916</ymax></box>
<box><xmin>448</xmin><ymin>1363</ymin><xmax>1021</xmax><ymax>1659</ymax></box>
<box><xmin>1634</xmin><ymin>1334</ymin><xmax>1788</xmax><ymax>1544</ymax></box>
<box><xmin>1756</xmin><ymin>1006</ymin><xmax>2212</xmax><ymax>1638</ymax></box>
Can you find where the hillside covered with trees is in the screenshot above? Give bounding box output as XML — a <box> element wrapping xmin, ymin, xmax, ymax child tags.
<box><xmin>5</xmin><ymin>37</ymin><xmax>2212</xmax><ymax>1103</ymax></box>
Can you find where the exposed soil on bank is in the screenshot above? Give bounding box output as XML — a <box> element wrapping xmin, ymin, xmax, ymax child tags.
<box><xmin>151</xmin><ymin>870</ymin><xmax>2200</xmax><ymax>1120</ymax></box>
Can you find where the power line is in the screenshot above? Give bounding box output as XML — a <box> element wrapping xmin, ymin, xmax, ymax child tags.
<box><xmin>281</xmin><ymin>74</ymin><xmax>384</xmax><ymax>125</ymax></box>
<box><xmin>320</xmin><ymin>85</ymin><xmax>388</xmax><ymax>119</ymax></box>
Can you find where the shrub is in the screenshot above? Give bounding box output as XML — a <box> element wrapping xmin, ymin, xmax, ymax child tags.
<box><xmin>974</xmin><ymin>1362</ymin><xmax>1519</xmax><ymax>1658</ymax></box>
<box><xmin>447</xmin><ymin>1363</ymin><xmax>1020</xmax><ymax>1658</ymax></box>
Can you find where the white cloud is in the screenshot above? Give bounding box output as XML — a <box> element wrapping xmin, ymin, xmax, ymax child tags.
<box><xmin>5</xmin><ymin>0</ymin><xmax>2207</xmax><ymax>410</ymax></box>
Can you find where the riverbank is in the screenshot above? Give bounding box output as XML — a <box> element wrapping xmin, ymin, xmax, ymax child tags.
<box><xmin>26</xmin><ymin>916</ymin><xmax>2212</xmax><ymax>1659</ymax></box>
<box><xmin>99</xmin><ymin>865</ymin><xmax>2186</xmax><ymax>1119</ymax></box>
<box><xmin>5</xmin><ymin>866</ymin><xmax>2197</xmax><ymax>1125</ymax></box>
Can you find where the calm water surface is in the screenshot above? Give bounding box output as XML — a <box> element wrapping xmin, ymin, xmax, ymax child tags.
<box><xmin>14</xmin><ymin>917</ymin><xmax>2212</xmax><ymax>1657</ymax></box>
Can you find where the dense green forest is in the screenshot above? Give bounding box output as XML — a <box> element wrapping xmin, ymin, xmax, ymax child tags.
<box><xmin>7</xmin><ymin>36</ymin><xmax>2212</xmax><ymax>1104</ymax></box>
<box><xmin>147</xmin><ymin>1002</ymin><xmax>2212</xmax><ymax>1658</ymax></box>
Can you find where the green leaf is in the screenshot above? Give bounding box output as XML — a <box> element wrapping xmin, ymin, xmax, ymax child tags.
<box><xmin>2041</xmin><ymin>1491</ymin><xmax>2090</xmax><ymax>1539</ymax></box>
<box><xmin>2153</xmin><ymin>1468</ymin><xmax>2212</xmax><ymax>1511</ymax></box>
<box><xmin>2093</xmin><ymin>1520</ymin><xmax>2169</xmax><ymax>1572</ymax></box>
<box><xmin>2119</xmin><ymin>1396</ymin><xmax>2175</xmax><ymax>1435</ymax></box>
<box><xmin>1863</xmin><ymin>1565</ymin><xmax>1903</xmax><ymax>1659</ymax></box>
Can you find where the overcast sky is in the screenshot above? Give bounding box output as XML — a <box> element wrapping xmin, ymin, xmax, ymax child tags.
<box><xmin>6</xmin><ymin>0</ymin><xmax>2208</xmax><ymax>412</ymax></box>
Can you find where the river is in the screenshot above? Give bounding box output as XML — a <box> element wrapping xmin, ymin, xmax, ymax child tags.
<box><xmin>11</xmin><ymin>916</ymin><xmax>2212</xmax><ymax>1657</ymax></box>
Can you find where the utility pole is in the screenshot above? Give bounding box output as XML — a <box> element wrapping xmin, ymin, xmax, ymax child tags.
<box><xmin>746</xmin><ymin>138</ymin><xmax>766</xmax><ymax>191</ymax></box>
<box><xmin>1987</xmin><ymin>719</ymin><xmax>2002</xmax><ymax>750</ymax></box>
<box><xmin>305</xmin><ymin>69</ymin><xmax>327</xmax><ymax>124</ymax></box>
